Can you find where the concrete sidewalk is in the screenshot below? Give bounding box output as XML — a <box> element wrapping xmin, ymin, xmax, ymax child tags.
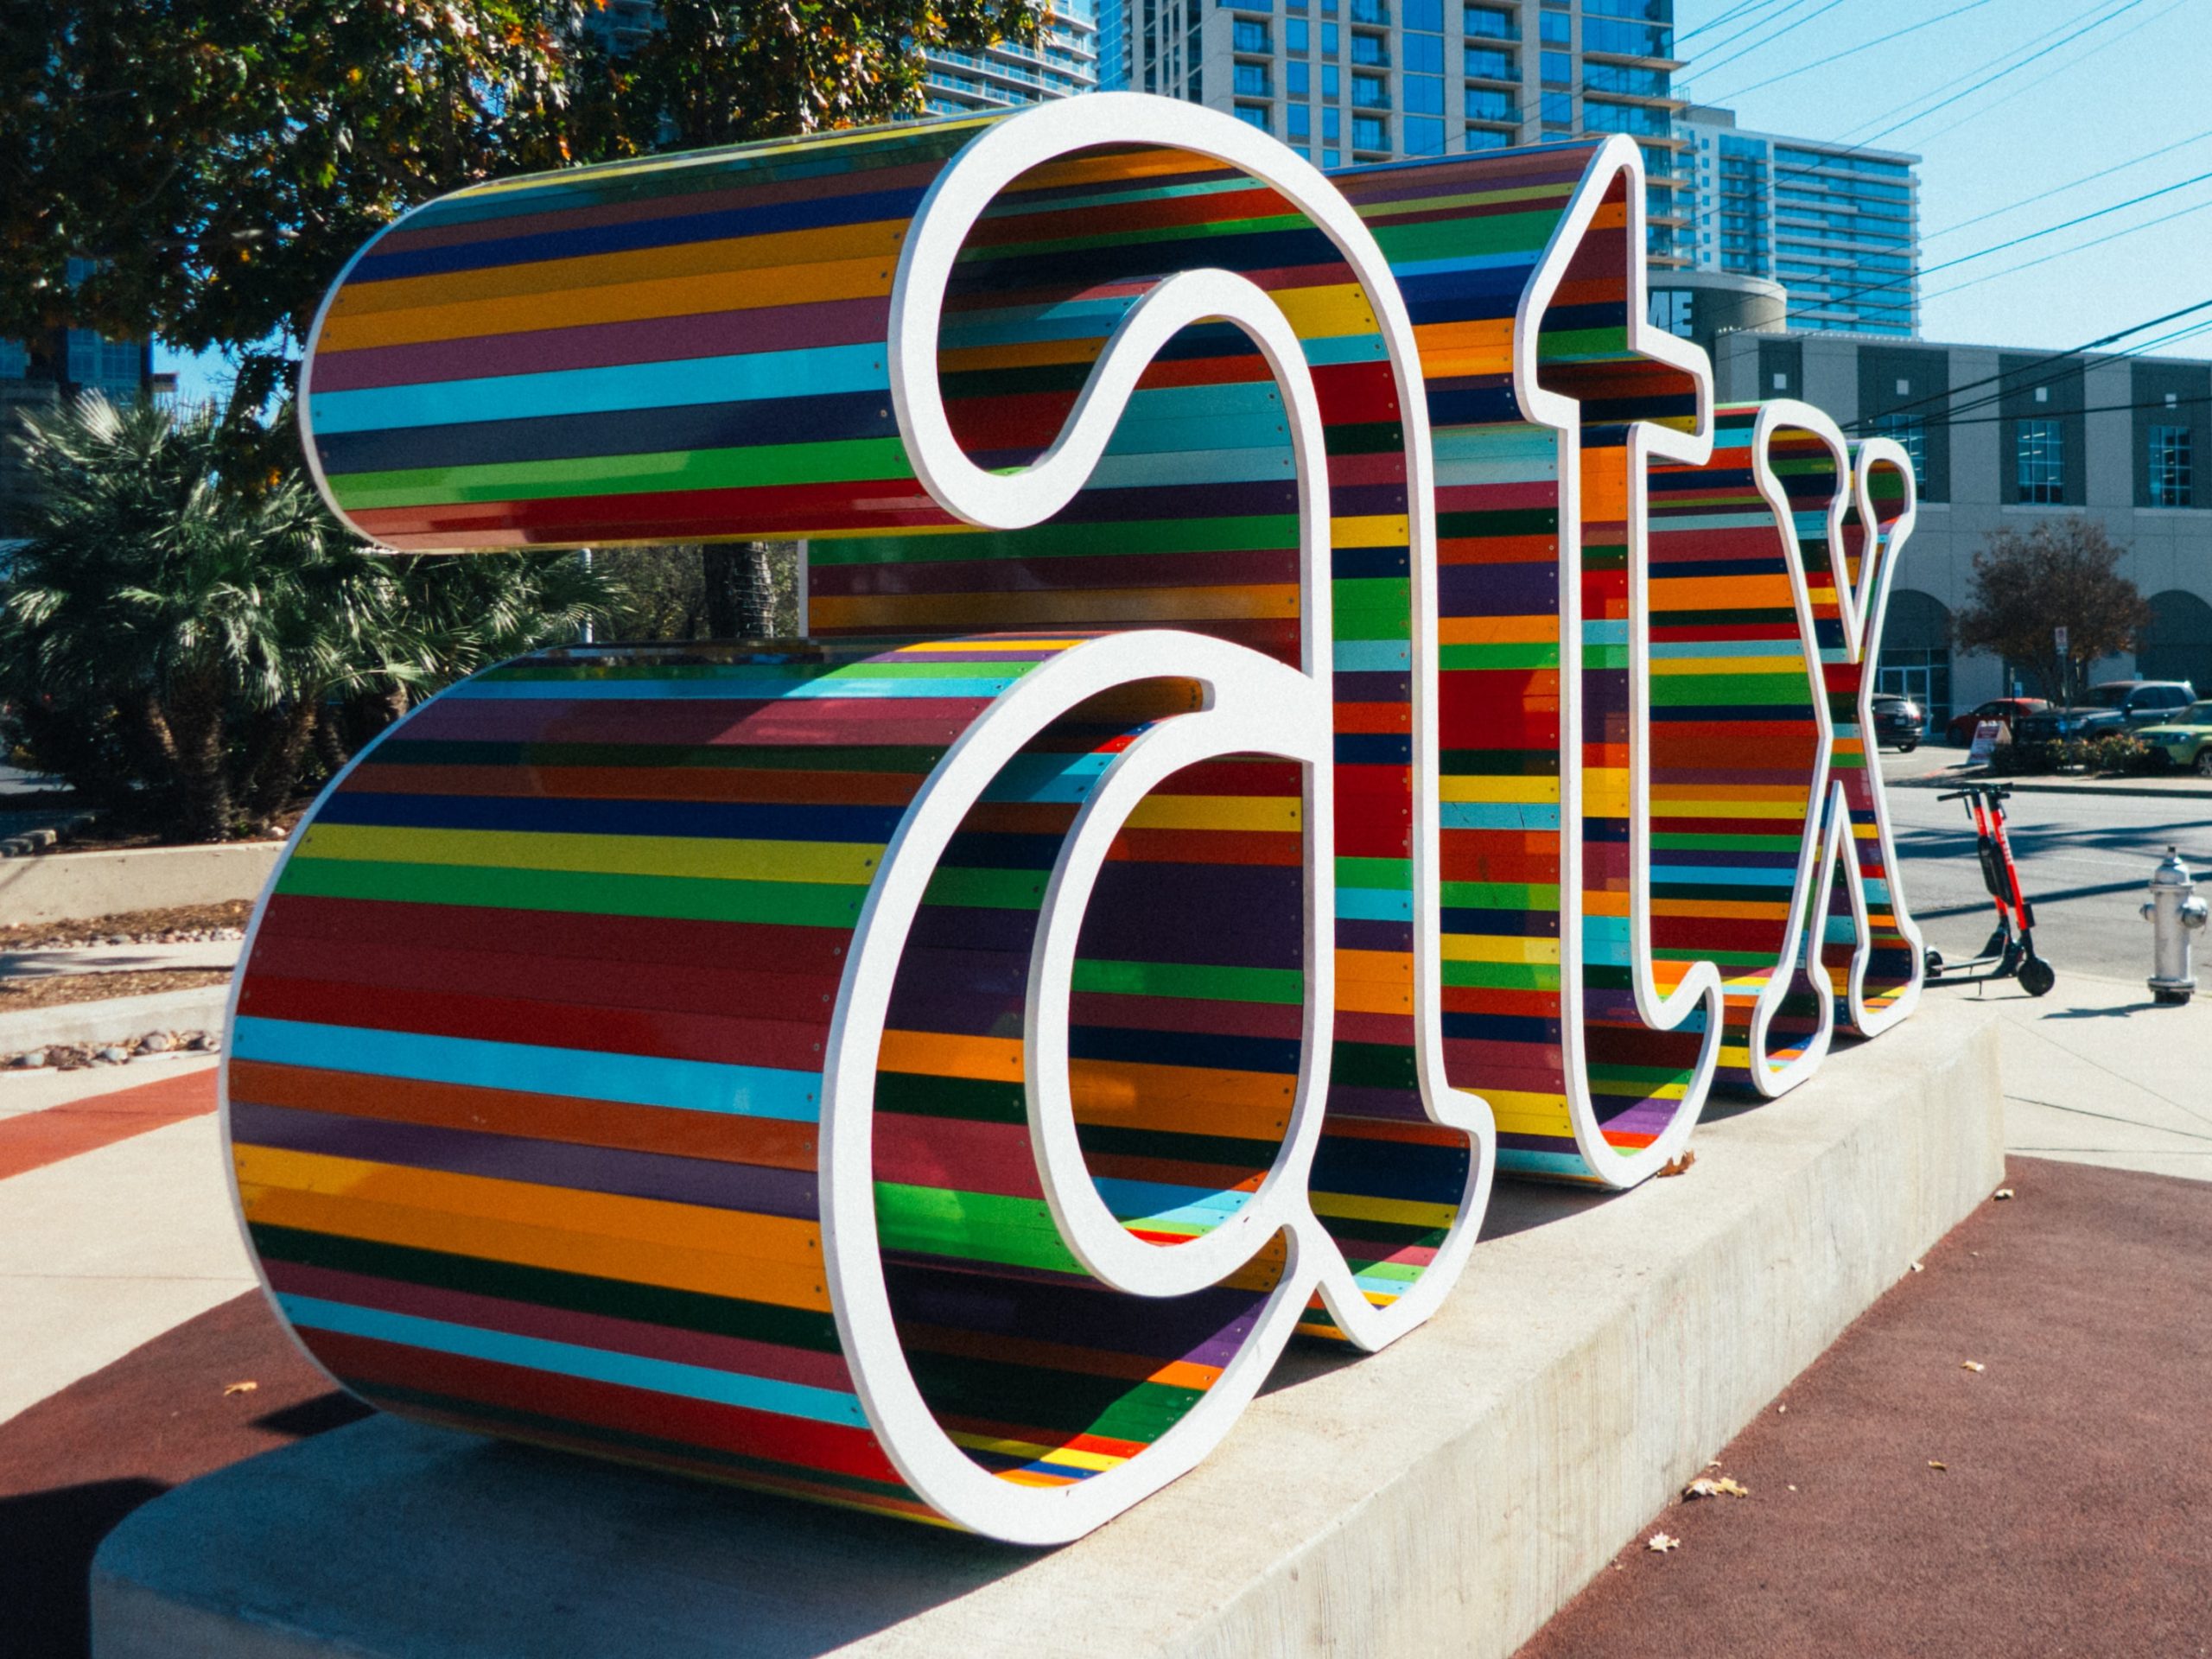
<box><xmin>0</xmin><ymin>1057</ymin><xmax>253</xmax><ymax>1427</ymax></box>
<box><xmin>0</xmin><ymin>941</ymin><xmax>241</xmax><ymax>980</ymax></box>
<box><xmin>1932</xmin><ymin>968</ymin><xmax>2212</xmax><ymax>1183</ymax></box>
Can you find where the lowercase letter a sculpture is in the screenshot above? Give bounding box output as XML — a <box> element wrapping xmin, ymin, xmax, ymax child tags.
<box><xmin>226</xmin><ymin>95</ymin><xmax>1917</xmax><ymax>1543</ymax></box>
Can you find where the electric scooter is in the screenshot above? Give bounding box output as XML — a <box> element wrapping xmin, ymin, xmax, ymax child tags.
<box><xmin>1923</xmin><ymin>782</ymin><xmax>2055</xmax><ymax>996</ymax></box>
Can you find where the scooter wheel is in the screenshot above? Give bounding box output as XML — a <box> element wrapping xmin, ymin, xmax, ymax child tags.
<box><xmin>2019</xmin><ymin>957</ymin><xmax>2056</xmax><ymax>997</ymax></box>
<box><xmin>1923</xmin><ymin>948</ymin><xmax>1944</xmax><ymax>977</ymax></box>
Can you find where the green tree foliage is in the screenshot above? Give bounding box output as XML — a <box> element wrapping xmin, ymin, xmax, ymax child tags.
<box><xmin>1953</xmin><ymin>517</ymin><xmax>2152</xmax><ymax>704</ymax></box>
<box><xmin>4</xmin><ymin>0</ymin><xmax>1046</xmax><ymax>397</ymax></box>
<box><xmin>0</xmin><ymin>395</ymin><xmax>618</xmax><ymax>841</ymax></box>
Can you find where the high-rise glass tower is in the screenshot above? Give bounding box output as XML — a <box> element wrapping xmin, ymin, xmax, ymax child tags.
<box><xmin>1679</xmin><ymin>105</ymin><xmax>1919</xmax><ymax>336</ymax></box>
<box><xmin>584</xmin><ymin>2</ymin><xmax>1099</xmax><ymax>123</ymax></box>
<box><xmin>1102</xmin><ymin>0</ymin><xmax>1688</xmax><ymax>267</ymax></box>
<box><xmin>922</xmin><ymin>0</ymin><xmax>1101</xmax><ymax>116</ymax></box>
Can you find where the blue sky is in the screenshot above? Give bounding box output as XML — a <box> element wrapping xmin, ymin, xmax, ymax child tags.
<box><xmin>1672</xmin><ymin>0</ymin><xmax>2212</xmax><ymax>357</ymax></box>
<box><xmin>158</xmin><ymin>0</ymin><xmax>2212</xmax><ymax>400</ymax></box>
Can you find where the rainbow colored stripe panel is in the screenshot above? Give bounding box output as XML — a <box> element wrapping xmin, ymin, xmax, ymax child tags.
<box><xmin>247</xmin><ymin>97</ymin><xmax>1923</xmax><ymax>1542</ymax></box>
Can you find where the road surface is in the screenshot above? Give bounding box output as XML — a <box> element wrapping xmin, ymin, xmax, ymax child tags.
<box><xmin>1880</xmin><ymin>752</ymin><xmax>2212</xmax><ymax>987</ymax></box>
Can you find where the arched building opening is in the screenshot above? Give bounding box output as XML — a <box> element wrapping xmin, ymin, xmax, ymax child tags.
<box><xmin>1877</xmin><ymin>588</ymin><xmax>1952</xmax><ymax>731</ymax></box>
<box><xmin>2138</xmin><ymin>590</ymin><xmax>2212</xmax><ymax>697</ymax></box>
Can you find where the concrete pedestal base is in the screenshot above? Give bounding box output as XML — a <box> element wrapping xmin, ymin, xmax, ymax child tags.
<box><xmin>92</xmin><ymin>1001</ymin><xmax>2004</xmax><ymax>1659</ymax></box>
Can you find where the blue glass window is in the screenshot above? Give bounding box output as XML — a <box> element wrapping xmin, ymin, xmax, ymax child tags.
<box><xmin>1405</xmin><ymin>74</ymin><xmax>1443</xmax><ymax>113</ymax></box>
<box><xmin>1406</xmin><ymin>116</ymin><xmax>1446</xmax><ymax>154</ymax></box>
<box><xmin>1352</xmin><ymin>113</ymin><xmax>1389</xmax><ymax>150</ymax></box>
<box><xmin>1402</xmin><ymin>0</ymin><xmax>1442</xmax><ymax>29</ymax></box>
<box><xmin>1404</xmin><ymin>32</ymin><xmax>1441</xmax><ymax>72</ymax></box>
<box><xmin>1465</xmin><ymin>86</ymin><xmax>1515</xmax><ymax>120</ymax></box>
<box><xmin>1287</xmin><ymin>59</ymin><xmax>1310</xmax><ymax>92</ymax></box>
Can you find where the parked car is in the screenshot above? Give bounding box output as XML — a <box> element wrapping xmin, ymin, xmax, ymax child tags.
<box><xmin>1943</xmin><ymin>696</ymin><xmax>2050</xmax><ymax>747</ymax></box>
<box><xmin>2016</xmin><ymin>680</ymin><xmax>2197</xmax><ymax>746</ymax></box>
<box><xmin>1870</xmin><ymin>692</ymin><xmax>1923</xmax><ymax>752</ymax></box>
<box><xmin>2086</xmin><ymin>680</ymin><xmax>2197</xmax><ymax>727</ymax></box>
<box><xmin>2138</xmin><ymin>700</ymin><xmax>2212</xmax><ymax>777</ymax></box>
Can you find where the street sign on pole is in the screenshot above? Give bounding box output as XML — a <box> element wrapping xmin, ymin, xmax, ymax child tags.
<box><xmin>2054</xmin><ymin>626</ymin><xmax>2069</xmax><ymax>654</ymax></box>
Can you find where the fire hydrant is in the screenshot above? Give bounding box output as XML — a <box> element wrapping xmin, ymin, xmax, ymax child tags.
<box><xmin>2140</xmin><ymin>848</ymin><xmax>2209</xmax><ymax>1005</ymax></box>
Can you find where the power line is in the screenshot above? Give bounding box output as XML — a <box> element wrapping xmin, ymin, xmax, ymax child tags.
<box><xmin>1684</xmin><ymin>0</ymin><xmax>1853</xmax><ymax>86</ymax></box>
<box><xmin>1849</xmin><ymin>0</ymin><xmax>2147</xmax><ymax>151</ymax></box>
<box><xmin>1700</xmin><ymin>0</ymin><xmax>1995</xmax><ymax>105</ymax></box>
<box><xmin>1677</xmin><ymin>0</ymin><xmax>1793</xmax><ymax>47</ymax></box>
<box><xmin>1904</xmin><ymin>0</ymin><xmax>2194</xmax><ymax>150</ymax></box>
<box><xmin>1821</xmin><ymin>299</ymin><xmax>2212</xmax><ymax>430</ymax></box>
<box><xmin>1752</xmin><ymin>0</ymin><xmax>2150</xmax><ymax>211</ymax></box>
<box><xmin>1843</xmin><ymin>315</ymin><xmax>2212</xmax><ymax>439</ymax></box>
<box><xmin>1827</xmin><ymin>6</ymin><xmax>2126</xmax><ymax>144</ymax></box>
<box><xmin>1829</xmin><ymin>0</ymin><xmax>2141</xmax><ymax>148</ymax></box>
<box><xmin>1690</xmin><ymin>0</ymin><xmax>1821</xmax><ymax>61</ymax></box>
<box><xmin>1921</xmin><ymin>192</ymin><xmax>2212</xmax><ymax>302</ymax></box>
<box><xmin>1926</xmin><ymin>127</ymin><xmax>2212</xmax><ymax>241</ymax></box>
<box><xmin>1856</xmin><ymin>390</ymin><xmax>2210</xmax><ymax>439</ymax></box>
<box><xmin>1786</xmin><ymin>166</ymin><xmax>2212</xmax><ymax>321</ymax></box>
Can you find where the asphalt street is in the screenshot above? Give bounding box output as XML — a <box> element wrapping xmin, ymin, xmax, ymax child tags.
<box><xmin>1879</xmin><ymin>751</ymin><xmax>2212</xmax><ymax>987</ymax></box>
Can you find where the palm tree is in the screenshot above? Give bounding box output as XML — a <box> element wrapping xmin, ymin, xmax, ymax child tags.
<box><xmin>1</xmin><ymin>394</ymin><xmax>617</xmax><ymax>841</ymax></box>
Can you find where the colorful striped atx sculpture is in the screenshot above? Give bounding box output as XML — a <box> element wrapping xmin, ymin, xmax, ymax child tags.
<box><xmin>228</xmin><ymin>94</ymin><xmax>1922</xmax><ymax>1543</ymax></box>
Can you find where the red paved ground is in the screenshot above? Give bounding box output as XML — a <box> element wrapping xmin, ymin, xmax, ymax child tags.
<box><xmin>1516</xmin><ymin>1157</ymin><xmax>2212</xmax><ymax>1659</ymax></box>
<box><xmin>0</xmin><ymin>1292</ymin><xmax>367</xmax><ymax>1657</ymax></box>
<box><xmin>1</xmin><ymin>1155</ymin><xmax>2203</xmax><ymax>1657</ymax></box>
<box><xmin>0</xmin><ymin>1067</ymin><xmax>215</xmax><ymax>1179</ymax></box>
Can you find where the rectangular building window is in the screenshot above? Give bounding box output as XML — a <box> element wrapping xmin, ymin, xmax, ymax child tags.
<box><xmin>0</xmin><ymin>339</ymin><xmax>27</xmax><ymax>379</ymax></box>
<box><xmin>1465</xmin><ymin>125</ymin><xmax>1511</xmax><ymax>150</ymax></box>
<box><xmin>2016</xmin><ymin>418</ymin><xmax>2063</xmax><ymax>504</ymax></box>
<box><xmin>1875</xmin><ymin>414</ymin><xmax>1926</xmax><ymax>488</ymax></box>
<box><xmin>1541</xmin><ymin>90</ymin><xmax>1572</xmax><ymax>127</ymax></box>
<box><xmin>1465</xmin><ymin>85</ymin><xmax>1515</xmax><ymax>121</ymax></box>
<box><xmin>1287</xmin><ymin>59</ymin><xmax>1310</xmax><ymax>92</ymax></box>
<box><xmin>1465</xmin><ymin>3</ymin><xmax>1513</xmax><ymax>37</ymax></box>
<box><xmin>1236</xmin><ymin>102</ymin><xmax>1273</xmax><ymax>130</ymax></box>
<box><xmin>1352</xmin><ymin>112</ymin><xmax>1389</xmax><ymax>150</ymax></box>
<box><xmin>1287</xmin><ymin>17</ymin><xmax>1308</xmax><ymax>49</ymax></box>
<box><xmin>1351</xmin><ymin>70</ymin><xmax>1389</xmax><ymax>105</ymax></box>
<box><xmin>1405</xmin><ymin>73</ymin><xmax>1443</xmax><ymax>113</ymax></box>
<box><xmin>1539</xmin><ymin>10</ymin><xmax>1569</xmax><ymax>44</ymax></box>
<box><xmin>2149</xmin><ymin>424</ymin><xmax>2194</xmax><ymax>508</ymax></box>
<box><xmin>1324</xmin><ymin>62</ymin><xmax>1339</xmax><ymax>97</ymax></box>
<box><xmin>1351</xmin><ymin>31</ymin><xmax>1387</xmax><ymax>63</ymax></box>
<box><xmin>1402</xmin><ymin>0</ymin><xmax>1442</xmax><ymax>27</ymax></box>
<box><xmin>1324</xmin><ymin>105</ymin><xmax>1342</xmax><ymax>140</ymax></box>
<box><xmin>1465</xmin><ymin>45</ymin><xmax>1514</xmax><ymax>78</ymax></box>
<box><xmin>1403</xmin><ymin>31</ymin><xmax>1442</xmax><ymax>72</ymax></box>
<box><xmin>1287</xmin><ymin>101</ymin><xmax>1313</xmax><ymax>137</ymax></box>
<box><xmin>1406</xmin><ymin>116</ymin><xmax>1446</xmax><ymax>154</ymax></box>
<box><xmin>1349</xmin><ymin>0</ymin><xmax>1386</xmax><ymax>21</ymax></box>
<box><xmin>1233</xmin><ymin>17</ymin><xmax>1270</xmax><ymax>50</ymax></box>
<box><xmin>1234</xmin><ymin>60</ymin><xmax>1272</xmax><ymax>94</ymax></box>
<box><xmin>1323</xmin><ymin>22</ymin><xmax>1338</xmax><ymax>51</ymax></box>
<box><xmin>1541</xmin><ymin>49</ymin><xmax>1572</xmax><ymax>85</ymax></box>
